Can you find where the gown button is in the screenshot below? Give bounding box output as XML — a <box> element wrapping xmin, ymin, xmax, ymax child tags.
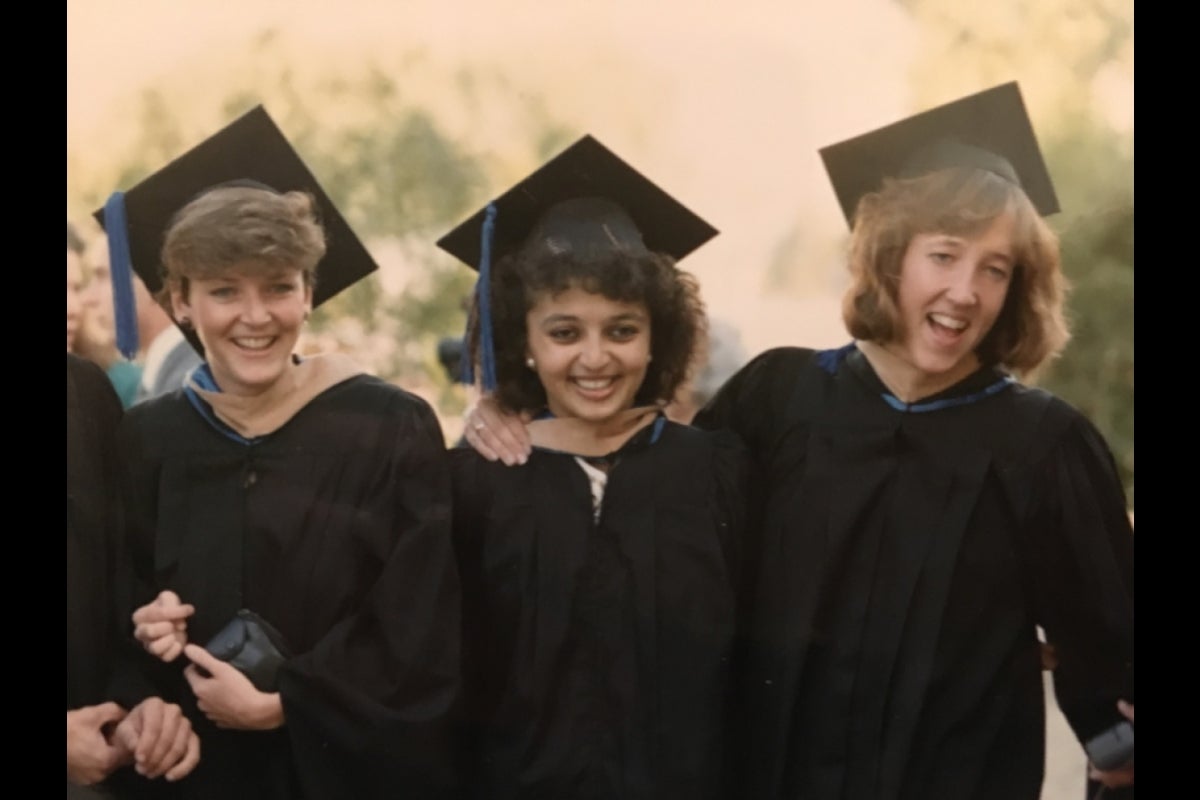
<box><xmin>244</xmin><ymin>470</ymin><xmax>258</xmax><ymax>488</ymax></box>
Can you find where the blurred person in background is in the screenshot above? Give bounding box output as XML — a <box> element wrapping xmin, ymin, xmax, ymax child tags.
<box><xmin>129</xmin><ymin>271</ymin><xmax>202</xmax><ymax>403</ymax></box>
<box><xmin>80</xmin><ymin>232</ymin><xmax>203</xmax><ymax>404</ymax></box>
<box><xmin>666</xmin><ymin>316</ymin><xmax>748</xmax><ymax>423</ymax></box>
<box><xmin>74</xmin><ymin>235</ymin><xmax>144</xmax><ymax>407</ymax></box>
<box><xmin>68</xmin><ymin>222</ymin><xmax>86</xmax><ymax>352</ymax></box>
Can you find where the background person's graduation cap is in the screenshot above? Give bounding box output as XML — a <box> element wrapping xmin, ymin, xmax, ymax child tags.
<box><xmin>94</xmin><ymin>105</ymin><xmax>379</xmax><ymax>357</ymax></box>
<box><xmin>819</xmin><ymin>81</ymin><xmax>1059</xmax><ymax>228</ymax></box>
<box><xmin>437</xmin><ymin>134</ymin><xmax>718</xmax><ymax>390</ymax></box>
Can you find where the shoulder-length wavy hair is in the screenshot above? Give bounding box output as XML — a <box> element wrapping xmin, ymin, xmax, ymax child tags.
<box><xmin>842</xmin><ymin>166</ymin><xmax>1070</xmax><ymax>377</ymax></box>
<box><xmin>159</xmin><ymin>186</ymin><xmax>326</xmax><ymax>304</ymax></box>
<box><xmin>470</xmin><ymin>249</ymin><xmax>707</xmax><ymax>415</ymax></box>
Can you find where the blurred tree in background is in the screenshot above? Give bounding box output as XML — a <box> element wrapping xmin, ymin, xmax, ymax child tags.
<box><xmin>900</xmin><ymin>0</ymin><xmax>1134</xmax><ymax>504</ymax></box>
<box><xmin>66</xmin><ymin>8</ymin><xmax>1131</xmax><ymax>498</ymax></box>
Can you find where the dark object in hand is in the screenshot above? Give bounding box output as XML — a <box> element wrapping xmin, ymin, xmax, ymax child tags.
<box><xmin>1084</xmin><ymin>720</ymin><xmax>1134</xmax><ymax>771</ymax></box>
<box><xmin>203</xmin><ymin>610</ymin><xmax>293</xmax><ymax>692</ymax></box>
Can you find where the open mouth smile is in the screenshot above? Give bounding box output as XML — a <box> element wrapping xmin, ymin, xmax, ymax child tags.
<box><xmin>572</xmin><ymin>377</ymin><xmax>617</xmax><ymax>391</ymax></box>
<box><xmin>921</xmin><ymin>311</ymin><xmax>969</xmax><ymax>345</ymax></box>
<box><xmin>927</xmin><ymin>312</ymin><xmax>968</xmax><ymax>335</ymax></box>
<box><xmin>232</xmin><ymin>336</ymin><xmax>277</xmax><ymax>351</ymax></box>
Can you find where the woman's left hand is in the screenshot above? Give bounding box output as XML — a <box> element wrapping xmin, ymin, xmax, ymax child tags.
<box><xmin>182</xmin><ymin>644</ymin><xmax>285</xmax><ymax>731</ymax></box>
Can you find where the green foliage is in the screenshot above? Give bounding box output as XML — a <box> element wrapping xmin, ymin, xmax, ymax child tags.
<box><xmin>76</xmin><ymin>88</ymin><xmax>189</xmax><ymax>214</ymax></box>
<box><xmin>72</xmin><ymin>49</ymin><xmax>563</xmax><ymax>408</ymax></box>
<box><xmin>210</xmin><ymin>66</ymin><xmax>489</xmax><ymax>367</ymax></box>
<box><xmin>70</xmin><ymin>36</ymin><xmax>581</xmax><ymax>442</ymax></box>
<box><xmin>1041</xmin><ymin>188</ymin><xmax>1134</xmax><ymax>506</ymax></box>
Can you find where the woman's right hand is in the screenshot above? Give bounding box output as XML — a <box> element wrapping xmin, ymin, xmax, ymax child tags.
<box><xmin>463</xmin><ymin>396</ymin><xmax>533</xmax><ymax>466</ymax></box>
<box><xmin>132</xmin><ymin>590</ymin><xmax>195</xmax><ymax>663</ymax></box>
<box><xmin>111</xmin><ymin>697</ymin><xmax>201</xmax><ymax>781</ymax></box>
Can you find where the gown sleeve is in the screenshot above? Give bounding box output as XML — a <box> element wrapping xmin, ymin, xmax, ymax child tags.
<box><xmin>446</xmin><ymin>447</ymin><xmax>494</xmax><ymax>785</ymax></box>
<box><xmin>277</xmin><ymin>395</ymin><xmax>462</xmax><ymax>798</ymax></box>
<box><xmin>66</xmin><ymin>355</ymin><xmax>126</xmax><ymax>710</ymax></box>
<box><xmin>692</xmin><ymin>347</ymin><xmax>816</xmax><ymax>452</ymax></box>
<box><xmin>108</xmin><ymin>399</ymin><xmax>184</xmax><ymax>711</ymax></box>
<box><xmin>1022</xmin><ymin>403</ymin><xmax>1134</xmax><ymax>743</ymax></box>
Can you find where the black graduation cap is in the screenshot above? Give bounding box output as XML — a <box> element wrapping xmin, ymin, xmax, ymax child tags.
<box><xmin>437</xmin><ymin>134</ymin><xmax>718</xmax><ymax>269</ymax></box>
<box><xmin>436</xmin><ymin>135</ymin><xmax>718</xmax><ymax>391</ymax></box>
<box><xmin>93</xmin><ymin>105</ymin><xmax>378</xmax><ymax>356</ymax></box>
<box><xmin>819</xmin><ymin>81</ymin><xmax>1059</xmax><ymax>227</ymax></box>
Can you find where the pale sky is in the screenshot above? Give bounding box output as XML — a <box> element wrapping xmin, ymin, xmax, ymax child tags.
<box><xmin>67</xmin><ymin>0</ymin><xmax>925</xmax><ymax>355</ymax></box>
<box><xmin>67</xmin><ymin>0</ymin><xmax>1131</xmax><ymax>357</ymax></box>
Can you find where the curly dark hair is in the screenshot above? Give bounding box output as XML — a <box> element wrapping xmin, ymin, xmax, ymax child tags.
<box><xmin>471</xmin><ymin>249</ymin><xmax>707</xmax><ymax>415</ymax></box>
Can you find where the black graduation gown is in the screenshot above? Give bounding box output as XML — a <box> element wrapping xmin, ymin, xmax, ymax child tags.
<box><xmin>70</xmin><ymin>354</ymin><xmax>152</xmax><ymax>799</ymax></box>
<box><xmin>66</xmin><ymin>347</ymin><xmax>146</xmax><ymax>795</ymax></box>
<box><xmin>694</xmin><ymin>346</ymin><xmax>1134</xmax><ymax>800</ymax></box>
<box><xmin>115</xmin><ymin>374</ymin><xmax>461</xmax><ymax>799</ymax></box>
<box><xmin>68</xmin><ymin>354</ymin><xmax>125</xmax><ymax>711</ymax></box>
<box><xmin>450</xmin><ymin>419</ymin><xmax>750</xmax><ymax>800</ymax></box>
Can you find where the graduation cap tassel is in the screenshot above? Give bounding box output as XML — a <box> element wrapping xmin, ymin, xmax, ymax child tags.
<box><xmin>458</xmin><ymin>314</ymin><xmax>477</xmax><ymax>386</ymax></box>
<box><xmin>464</xmin><ymin>203</ymin><xmax>500</xmax><ymax>393</ymax></box>
<box><xmin>104</xmin><ymin>191</ymin><xmax>140</xmax><ymax>360</ymax></box>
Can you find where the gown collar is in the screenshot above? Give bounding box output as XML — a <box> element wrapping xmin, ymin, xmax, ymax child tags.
<box><xmin>528</xmin><ymin>406</ymin><xmax>667</xmax><ymax>463</ymax></box>
<box><xmin>818</xmin><ymin>342</ymin><xmax>1014</xmax><ymax>413</ymax></box>
<box><xmin>184</xmin><ymin>353</ymin><xmax>366</xmax><ymax>444</ymax></box>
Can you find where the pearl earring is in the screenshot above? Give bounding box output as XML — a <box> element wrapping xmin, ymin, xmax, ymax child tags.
<box><xmin>526</xmin><ymin>357</ymin><xmax>536</xmax><ymax>369</ymax></box>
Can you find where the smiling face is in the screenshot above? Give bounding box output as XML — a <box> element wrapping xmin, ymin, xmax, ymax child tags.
<box><xmin>889</xmin><ymin>212</ymin><xmax>1016</xmax><ymax>387</ymax></box>
<box><xmin>525</xmin><ymin>286</ymin><xmax>652</xmax><ymax>426</ymax></box>
<box><xmin>171</xmin><ymin>263</ymin><xmax>312</xmax><ymax>397</ymax></box>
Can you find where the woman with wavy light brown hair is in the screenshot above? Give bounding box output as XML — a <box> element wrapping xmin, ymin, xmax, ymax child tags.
<box><xmin>695</xmin><ymin>83</ymin><xmax>1133</xmax><ymax>799</ymax></box>
<box><xmin>467</xmin><ymin>86</ymin><xmax>1133</xmax><ymax>798</ymax></box>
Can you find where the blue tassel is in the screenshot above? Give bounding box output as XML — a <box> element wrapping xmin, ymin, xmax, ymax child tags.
<box><xmin>461</xmin><ymin>204</ymin><xmax>499</xmax><ymax>391</ymax></box>
<box><xmin>458</xmin><ymin>324</ymin><xmax>475</xmax><ymax>386</ymax></box>
<box><xmin>105</xmin><ymin>192</ymin><xmax>140</xmax><ymax>360</ymax></box>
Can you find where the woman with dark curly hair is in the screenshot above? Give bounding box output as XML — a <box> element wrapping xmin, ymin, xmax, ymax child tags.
<box><xmin>485</xmin><ymin>243</ymin><xmax>704</xmax><ymax>420</ymax></box>
<box><xmin>440</xmin><ymin>136</ymin><xmax>750</xmax><ymax>800</ymax></box>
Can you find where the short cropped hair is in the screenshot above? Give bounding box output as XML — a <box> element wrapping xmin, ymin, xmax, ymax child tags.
<box><xmin>476</xmin><ymin>249</ymin><xmax>707</xmax><ymax>414</ymax></box>
<box><xmin>160</xmin><ymin>186</ymin><xmax>326</xmax><ymax>301</ymax></box>
<box><xmin>842</xmin><ymin>166</ymin><xmax>1069</xmax><ymax>376</ymax></box>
